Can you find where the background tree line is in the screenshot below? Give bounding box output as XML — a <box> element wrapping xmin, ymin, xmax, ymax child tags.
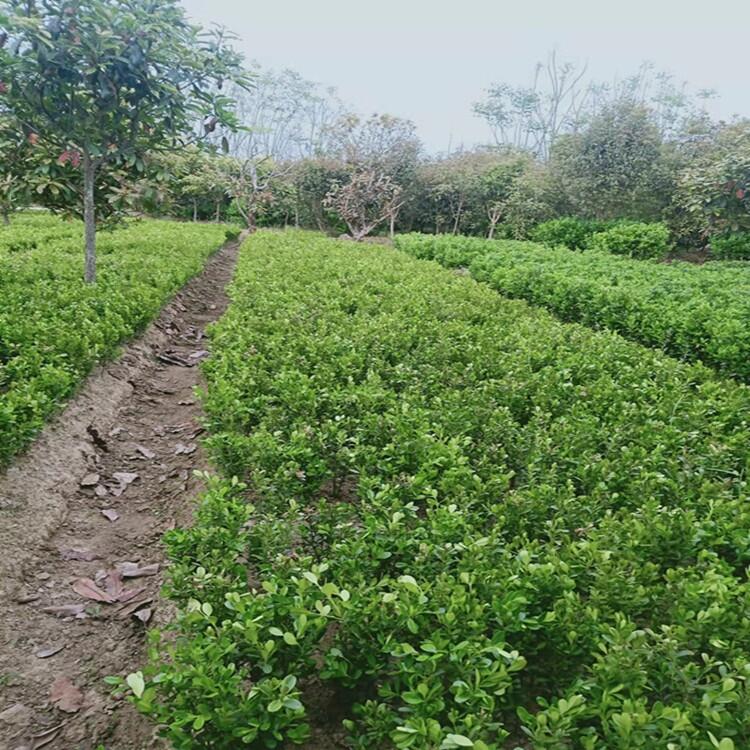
<box><xmin>155</xmin><ymin>53</ymin><xmax>750</xmax><ymax>255</ymax></box>
<box><xmin>2</xmin><ymin>24</ymin><xmax>749</xmax><ymax>258</ymax></box>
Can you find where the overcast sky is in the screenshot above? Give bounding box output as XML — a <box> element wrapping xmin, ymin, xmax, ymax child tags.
<box><xmin>181</xmin><ymin>0</ymin><xmax>750</xmax><ymax>152</ymax></box>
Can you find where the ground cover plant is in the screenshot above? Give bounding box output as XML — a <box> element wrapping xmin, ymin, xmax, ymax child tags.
<box><xmin>0</xmin><ymin>213</ymin><xmax>237</xmax><ymax>466</ymax></box>
<box><xmin>395</xmin><ymin>233</ymin><xmax>750</xmax><ymax>381</ymax></box>
<box><xmin>124</xmin><ymin>230</ymin><xmax>750</xmax><ymax>749</ymax></box>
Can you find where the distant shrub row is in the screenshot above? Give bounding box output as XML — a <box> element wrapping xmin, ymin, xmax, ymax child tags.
<box><xmin>531</xmin><ymin>218</ymin><xmax>671</xmax><ymax>259</ymax></box>
<box><xmin>395</xmin><ymin>232</ymin><xmax>750</xmax><ymax>381</ymax></box>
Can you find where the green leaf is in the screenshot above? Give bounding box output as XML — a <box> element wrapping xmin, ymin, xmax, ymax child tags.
<box><xmin>445</xmin><ymin>734</ymin><xmax>474</xmax><ymax>747</ymax></box>
<box><xmin>126</xmin><ymin>671</ymin><xmax>145</xmax><ymax>699</ymax></box>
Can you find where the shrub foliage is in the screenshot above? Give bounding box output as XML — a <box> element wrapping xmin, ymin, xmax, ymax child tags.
<box><xmin>396</xmin><ymin>233</ymin><xmax>750</xmax><ymax>381</ymax></box>
<box><xmin>126</xmin><ymin>231</ymin><xmax>750</xmax><ymax>750</ymax></box>
<box><xmin>0</xmin><ymin>213</ymin><xmax>235</xmax><ymax>466</ymax></box>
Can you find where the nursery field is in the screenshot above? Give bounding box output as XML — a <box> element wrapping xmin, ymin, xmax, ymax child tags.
<box><xmin>0</xmin><ymin>213</ymin><xmax>237</xmax><ymax>466</ymax></box>
<box><xmin>128</xmin><ymin>231</ymin><xmax>750</xmax><ymax>750</ymax></box>
<box><xmin>395</xmin><ymin>233</ymin><xmax>750</xmax><ymax>382</ymax></box>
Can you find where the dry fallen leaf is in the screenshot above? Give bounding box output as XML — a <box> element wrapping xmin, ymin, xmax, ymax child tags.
<box><xmin>105</xmin><ymin>569</ymin><xmax>125</xmax><ymax>601</ymax></box>
<box><xmin>43</xmin><ymin>603</ymin><xmax>87</xmax><ymax>619</ymax></box>
<box><xmin>117</xmin><ymin>562</ymin><xmax>159</xmax><ymax>578</ymax></box>
<box><xmin>79</xmin><ymin>473</ymin><xmax>99</xmax><ymax>487</ymax></box>
<box><xmin>117</xmin><ymin>597</ymin><xmax>153</xmax><ymax>620</ymax></box>
<box><xmin>136</xmin><ymin>445</ymin><xmax>156</xmax><ymax>459</ymax></box>
<box><xmin>101</xmin><ymin>508</ymin><xmax>119</xmax><ymax>522</ymax></box>
<box><xmin>117</xmin><ymin>585</ymin><xmax>146</xmax><ymax>603</ymax></box>
<box><xmin>174</xmin><ymin>442</ymin><xmax>196</xmax><ymax>455</ymax></box>
<box><xmin>113</xmin><ymin>471</ymin><xmax>139</xmax><ymax>486</ymax></box>
<box><xmin>133</xmin><ymin>607</ymin><xmax>153</xmax><ymax>624</ymax></box>
<box><xmin>94</xmin><ymin>485</ymin><xmax>109</xmax><ymax>498</ymax></box>
<box><xmin>49</xmin><ymin>676</ymin><xmax>83</xmax><ymax>713</ymax></box>
<box><xmin>35</xmin><ymin>645</ymin><xmax>65</xmax><ymax>659</ymax></box>
<box><xmin>17</xmin><ymin>593</ymin><xmax>40</xmax><ymax>604</ymax></box>
<box><xmin>60</xmin><ymin>546</ymin><xmax>98</xmax><ymax>562</ymax></box>
<box><xmin>72</xmin><ymin>577</ymin><xmax>115</xmax><ymax>603</ymax></box>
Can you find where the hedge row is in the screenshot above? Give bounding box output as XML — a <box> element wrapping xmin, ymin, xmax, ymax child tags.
<box><xmin>395</xmin><ymin>233</ymin><xmax>750</xmax><ymax>382</ymax></box>
<box><xmin>128</xmin><ymin>231</ymin><xmax>750</xmax><ymax>750</ymax></box>
<box><xmin>0</xmin><ymin>213</ymin><xmax>237</xmax><ymax>466</ymax></box>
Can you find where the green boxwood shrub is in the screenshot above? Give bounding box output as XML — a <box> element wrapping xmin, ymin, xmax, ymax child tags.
<box><xmin>531</xmin><ymin>217</ymin><xmax>613</xmax><ymax>250</ymax></box>
<box><xmin>588</xmin><ymin>221</ymin><xmax>672</xmax><ymax>259</ymax></box>
<box><xmin>128</xmin><ymin>230</ymin><xmax>750</xmax><ymax>749</ymax></box>
<box><xmin>711</xmin><ymin>233</ymin><xmax>750</xmax><ymax>260</ymax></box>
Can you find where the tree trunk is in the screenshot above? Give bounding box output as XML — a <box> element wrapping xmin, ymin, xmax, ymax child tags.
<box><xmin>192</xmin><ymin>199</ymin><xmax>198</xmax><ymax>222</ymax></box>
<box><xmin>389</xmin><ymin>214</ymin><xmax>396</xmax><ymax>240</ymax></box>
<box><xmin>488</xmin><ymin>221</ymin><xmax>497</xmax><ymax>240</ymax></box>
<box><xmin>1</xmin><ymin>209</ymin><xmax>9</xmax><ymax>226</ymax></box>
<box><xmin>452</xmin><ymin>199</ymin><xmax>464</xmax><ymax>235</ymax></box>
<box><xmin>83</xmin><ymin>153</ymin><xmax>97</xmax><ymax>284</ymax></box>
<box><xmin>215</xmin><ymin>200</ymin><xmax>221</xmax><ymax>223</ymax></box>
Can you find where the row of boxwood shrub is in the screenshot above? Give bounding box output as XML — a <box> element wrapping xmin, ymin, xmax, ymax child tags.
<box><xmin>396</xmin><ymin>232</ymin><xmax>750</xmax><ymax>382</ymax></box>
<box><xmin>711</xmin><ymin>232</ymin><xmax>750</xmax><ymax>260</ymax></box>
<box><xmin>533</xmin><ymin>217</ymin><xmax>750</xmax><ymax>261</ymax></box>
<box><xmin>0</xmin><ymin>213</ymin><xmax>238</xmax><ymax>466</ymax></box>
<box><xmin>532</xmin><ymin>217</ymin><xmax>672</xmax><ymax>259</ymax></box>
<box><xmin>123</xmin><ymin>230</ymin><xmax>750</xmax><ymax>750</ymax></box>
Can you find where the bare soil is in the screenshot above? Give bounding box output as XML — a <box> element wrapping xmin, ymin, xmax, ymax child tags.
<box><xmin>0</xmin><ymin>234</ymin><xmax>243</xmax><ymax>750</ymax></box>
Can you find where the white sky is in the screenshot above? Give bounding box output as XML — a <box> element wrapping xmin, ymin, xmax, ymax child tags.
<box><xmin>180</xmin><ymin>0</ymin><xmax>750</xmax><ymax>152</ymax></box>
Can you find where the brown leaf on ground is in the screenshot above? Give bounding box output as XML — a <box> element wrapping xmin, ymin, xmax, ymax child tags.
<box><xmin>72</xmin><ymin>577</ymin><xmax>115</xmax><ymax>603</ymax></box>
<box><xmin>105</xmin><ymin>570</ymin><xmax>125</xmax><ymax>601</ymax></box>
<box><xmin>116</xmin><ymin>598</ymin><xmax>153</xmax><ymax>620</ymax></box>
<box><xmin>35</xmin><ymin>644</ymin><xmax>65</xmax><ymax>658</ymax></box>
<box><xmin>79</xmin><ymin>473</ymin><xmax>99</xmax><ymax>487</ymax></box>
<box><xmin>101</xmin><ymin>508</ymin><xmax>119</xmax><ymax>522</ymax></box>
<box><xmin>43</xmin><ymin>603</ymin><xmax>87</xmax><ymax>619</ymax></box>
<box><xmin>113</xmin><ymin>471</ymin><xmax>139</xmax><ymax>486</ymax></box>
<box><xmin>94</xmin><ymin>484</ymin><xmax>109</xmax><ymax>498</ymax></box>
<box><xmin>117</xmin><ymin>585</ymin><xmax>146</xmax><ymax>603</ymax></box>
<box><xmin>133</xmin><ymin>607</ymin><xmax>153</xmax><ymax>624</ymax></box>
<box><xmin>174</xmin><ymin>442</ymin><xmax>196</xmax><ymax>455</ymax></box>
<box><xmin>17</xmin><ymin>593</ymin><xmax>40</xmax><ymax>604</ymax></box>
<box><xmin>135</xmin><ymin>445</ymin><xmax>156</xmax><ymax>459</ymax></box>
<box><xmin>116</xmin><ymin>562</ymin><xmax>159</xmax><ymax>578</ymax></box>
<box><xmin>49</xmin><ymin>676</ymin><xmax>84</xmax><ymax>713</ymax></box>
<box><xmin>60</xmin><ymin>546</ymin><xmax>98</xmax><ymax>562</ymax></box>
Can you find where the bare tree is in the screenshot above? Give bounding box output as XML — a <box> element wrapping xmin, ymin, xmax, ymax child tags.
<box><xmin>486</xmin><ymin>201</ymin><xmax>504</xmax><ymax>239</ymax></box>
<box><xmin>326</xmin><ymin>113</ymin><xmax>421</xmax><ymax>180</ymax></box>
<box><xmin>221</xmin><ymin>65</ymin><xmax>346</xmax><ymax>162</ymax></box>
<box><xmin>324</xmin><ymin>170</ymin><xmax>402</xmax><ymax>241</ymax></box>
<box><xmin>474</xmin><ymin>52</ymin><xmax>591</xmax><ymax>160</ymax></box>
<box><xmin>475</xmin><ymin>53</ymin><xmax>718</xmax><ymax>160</ymax></box>
<box><xmin>225</xmin><ymin>157</ymin><xmax>294</xmax><ymax>229</ymax></box>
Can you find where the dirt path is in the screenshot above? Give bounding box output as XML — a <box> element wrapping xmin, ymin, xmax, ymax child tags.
<box><xmin>0</xmin><ymin>234</ymin><xmax>244</xmax><ymax>750</ymax></box>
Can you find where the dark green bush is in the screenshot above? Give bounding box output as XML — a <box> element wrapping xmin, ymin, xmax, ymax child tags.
<box><xmin>531</xmin><ymin>217</ymin><xmax>612</xmax><ymax>250</ymax></box>
<box><xmin>588</xmin><ymin>221</ymin><xmax>672</xmax><ymax>259</ymax></box>
<box><xmin>710</xmin><ymin>233</ymin><xmax>750</xmax><ymax>260</ymax></box>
